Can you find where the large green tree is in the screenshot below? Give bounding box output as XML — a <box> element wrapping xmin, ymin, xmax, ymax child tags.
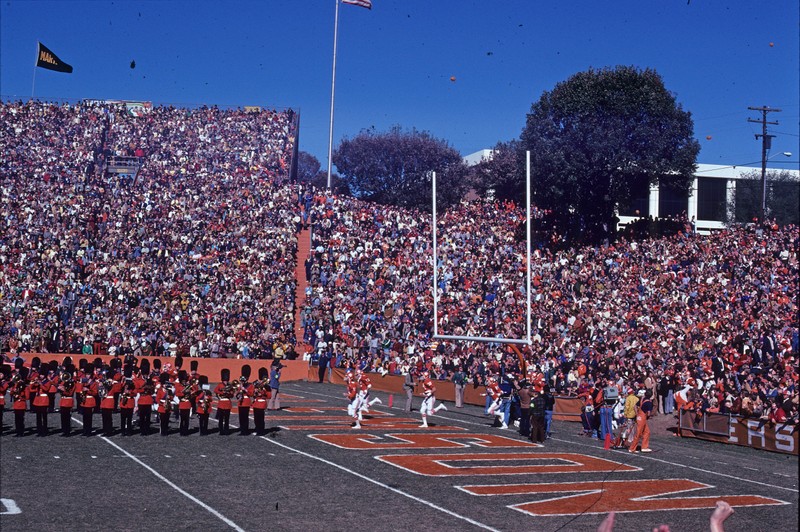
<box><xmin>333</xmin><ymin>126</ymin><xmax>469</xmax><ymax>211</ymax></box>
<box><xmin>520</xmin><ymin>66</ymin><xmax>700</xmax><ymax>242</ymax></box>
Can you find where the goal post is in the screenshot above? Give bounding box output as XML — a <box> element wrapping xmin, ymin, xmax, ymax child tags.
<box><xmin>431</xmin><ymin>151</ymin><xmax>532</xmax><ymax>346</ymax></box>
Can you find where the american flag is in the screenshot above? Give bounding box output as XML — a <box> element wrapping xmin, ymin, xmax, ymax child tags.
<box><xmin>343</xmin><ymin>0</ymin><xmax>372</xmax><ymax>9</ymax></box>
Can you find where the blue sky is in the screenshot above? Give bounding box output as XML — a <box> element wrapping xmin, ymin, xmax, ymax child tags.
<box><xmin>2</xmin><ymin>1</ymin><xmax>798</xmax><ymax>172</ymax></box>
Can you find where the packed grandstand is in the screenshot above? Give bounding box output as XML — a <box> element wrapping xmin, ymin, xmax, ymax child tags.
<box><xmin>1</xmin><ymin>99</ymin><xmax>798</xmax><ymax>427</ymax></box>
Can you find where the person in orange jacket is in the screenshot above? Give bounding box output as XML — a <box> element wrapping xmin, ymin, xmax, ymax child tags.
<box><xmin>629</xmin><ymin>389</ymin><xmax>653</xmax><ymax>453</ymax></box>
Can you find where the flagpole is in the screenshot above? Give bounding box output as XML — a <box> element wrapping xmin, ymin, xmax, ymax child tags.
<box><xmin>32</xmin><ymin>42</ymin><xmax>38</xmax><ymax>100</ymax></box>
<box><xmin>326</xmin><ymin>0</ymin><xmax>340</xmax><ymax>191</ymax></box>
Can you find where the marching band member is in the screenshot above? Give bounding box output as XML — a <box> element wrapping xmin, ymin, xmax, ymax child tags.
<box><xmin>119</xmin><ymin>381</ymin><xmax>136</xmax><ymax>436</ymax></box>
<box><xmin>177</xmin><ymin>370</ymin><xmax>194</xmax><ymax>436</ymax></box>
<box><xmin>156</xmin><ymin>373</ymin><xmax>175</xmax><ymax>436</ymax></box>
<box><xmin>196</xmin><ymin>376</ymin><xmax>212</xmax><ymax>436</ymax></box>
<box><xmin>252</xmin><ymin>368</ymin><xmax>271</xmax><ymax>435</ymax></box>
<box><xmin>11</xmin><ymin>368</ymin><xmax>29</xmax><ymax>437</ymax></box>
<box><xmin>136</xmin><ymin>373</ymin><xmax>155</xmax><ymax>436</ymax></box>
<box><xmin>0</xmin><ymin>366</ymin><xmax>9</xmax><ymax>433</ymax></box>
<box><xmin>100</xmin><ymin>377</ymin><xmax>117</xmax><ymax>436</ymax></box>
<box><xmin>214</xmin><ymin>369</ymin><xmax>233</xmax><ymax>435</ymax></box>
<box><xmin>58</xmin><ymin>367</ymin><xmax>76</xmax><ymax>436</ymax></box>
<box><xmin>237</xmin><ymin>365</ymin><xmax>253</xmax><ymax>435</ymax></box>
<box><xmin>31</xmin><ymin>374</ymin><xmax>51</xmax><ymax>436</ymax></box>
<box><xmin>77</xmin><ymin>375</ymin><xmax>98</xmax><ymax>436</ymax></box>
<box><xmin>419</xmin><ymin>370</ymin><xmax>447</xmax><ymax>428</ymax></box>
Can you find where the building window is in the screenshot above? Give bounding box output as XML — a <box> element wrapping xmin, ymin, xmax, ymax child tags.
<box><xmin>697</xmin><ymin>177</ymin><xmax>727</xmax><ymax>221</ymax></box>
<box><xmin>659</xmin><ymin>178</ymin><xmax>689</xmax><ymax>218</ymax></box>
<box><xmin>618</xmin><ymin>176</ymin><xmax>650</xmax><ymax>217</ymax></box>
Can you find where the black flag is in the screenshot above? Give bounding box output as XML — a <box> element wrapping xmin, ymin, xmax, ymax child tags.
<box><xmin>36</xmin><ymin>42</ymin><xmax>73</xmax><ymax>73</ymax></box>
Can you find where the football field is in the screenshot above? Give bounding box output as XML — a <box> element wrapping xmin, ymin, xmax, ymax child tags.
<box><xmin>1</xmin><ymin>381</ymin><xmax>796</xmax><ymax>532</ymax></box>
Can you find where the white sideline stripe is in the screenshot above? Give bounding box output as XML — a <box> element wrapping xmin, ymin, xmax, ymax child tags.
<box><xmin>70</xmin><ymin>417</ymin><xmax>245</xmax><ymax>531</ymax></box>
<box><xmin>260</xmin><ymin>436</ymin><xmax>500</xmax><ymax>532</ymax></box>
<box><xmin>102</xmin><ymin>437</ymin><xmax>246</xmax><ymax>532</ymax></box>
<box><xmin>285</xmin><ymin>386</ymin><xmax>799</xmax><ymax>495</ymax></box>
<box><xmin>0</xmin><ymin>498</ymin><xmax>22</xmax><ymax>515</ymax></box>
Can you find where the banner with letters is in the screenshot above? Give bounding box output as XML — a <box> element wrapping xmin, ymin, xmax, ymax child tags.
<box><xmin>680</xmin><ymin>410</ymin><xmax>798</xmax><ymax>455</ymax></box>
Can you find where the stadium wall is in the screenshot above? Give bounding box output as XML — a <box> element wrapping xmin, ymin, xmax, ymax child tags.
<box><xmin>17</xmin><ymin>354</ymin><xmax>309</xmax><ymax>382</ymax></box>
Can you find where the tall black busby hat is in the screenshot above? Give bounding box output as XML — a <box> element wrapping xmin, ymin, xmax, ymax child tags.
<box><xmin>190</xmin><ymin>360</ymin><xmax>199</xmax><ymax>373</ymax></box>
<box><xmin>153</xmin><ymin>358</ymin><xmax>162</xmax><ymax>371</ymax></box>
<box><xmin>31</xmin><ymin>356</ymin><xmax>41</xmax><ymax>370</ymax></box>
<box><xmin>15</xmin><ymin>358</ymin><xmax>24</xmax><ymax>370</ymax></box>
<box><xmin>178</xmin><ymin>370</ymin><xmax>188</xmax><ymax>382</ymax></box>
<box><xmin>241</xmin><ymin>364</ymin><xmax>251</xmax><ymax>381</ymax></box>
<box><xmin>79</xmin><ymin>358</ymin><xmax>89</xmax><ymax>372</ymax></box>
<box><xmin>199</xmin><ymin>375</ymin><xmax>209</xmax><ymax>387</ymax></box>
<box><xmin>48</xmin><ymin>360</ymin><xmax>59</xmax><ymax>373</ymax></box>
<box><xmin>93</xmin><ymin>357</ymin><xmax>103</xmax><ymax>370</ymax></box>
<box><xmin>63</xmin><ymin>356</ymin><xmax>73</xmax><ymax>367</ymax></box>
<box><xmin>258</xmin><ymin>367</ymin><xmax>269</xmax><ymax>380</ymax></box>
<box><xmin>19</xmin><ymin>366</ymin><xmax>30</xmax><ymax>380</ymax></box>
<box><xmin>221</xmin><ymin>368</ymin><xmax>230</xmax><ymax>382</ymax></box>
<box><xmin>139</xmin><ymin>358</ymin><xmax>151</xmax><ymax>375</ymax></box>
<box><xmin>0</xmin><ymin>364</ymin><xmax>11</xmax><ymax>379</ymax></box>
<box><xmin>110</xmin><ymin>357</ymin><xmax>121</xmax><ymax>370</ymax></box>
<box><xmin>123</xmin><ymin>365</ymin><xmax>133</xmax><ymax>379</ymax></box>
<box><xmin>159</xmin><ymin>372</ymin><xmax>170</xmax><ymax>385</ymax></box>
<box><xmin>175</xmin><ymin>355</ymin><xmax>183</xmax><ymax>369</ymax></box>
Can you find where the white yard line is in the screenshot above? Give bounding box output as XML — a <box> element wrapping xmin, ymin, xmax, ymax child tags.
<box><xmin>71</xmin><ymin>417</ymin><xmax>246</xmax><ymax>531</ymax></box>
<box><xmin>259</xmin><ymin>435</ymin><xmax>500</xmax><ymax>532</ymax></box>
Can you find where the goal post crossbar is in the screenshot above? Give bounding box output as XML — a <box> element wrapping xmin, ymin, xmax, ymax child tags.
<box><xmin>431</xmin><ymin>151</ymin><xmax>532</xmax><ymax>346</ymax></box>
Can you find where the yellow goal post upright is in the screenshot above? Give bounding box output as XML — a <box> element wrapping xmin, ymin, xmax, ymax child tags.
<box><xmin>431</xmin><ymin>151</ymin><xmax>533</xmax><ymax>347</ymax></box>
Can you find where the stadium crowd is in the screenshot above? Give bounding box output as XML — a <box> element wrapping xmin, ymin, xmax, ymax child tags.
<box><xmin>1</xmin><ymin>99</ymin><xmax>300</xmax><ymax>363</ymax></box>
<box><xmin>1</xmin><ymin>99</ymin><xmax>797</xmax><ymax>437</ymax></box>
<box><xmin>301</xmin><ymin>194</ymin><xmax>798</xmax><ymax>428</ymax></box>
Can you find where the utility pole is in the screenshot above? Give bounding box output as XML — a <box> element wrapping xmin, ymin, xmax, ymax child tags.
<box><xmin>747</xmin><ymin>106</ymin><xmax>781</xmax><ymax>221</ymax></box>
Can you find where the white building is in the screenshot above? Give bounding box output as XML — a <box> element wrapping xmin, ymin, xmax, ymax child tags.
<box><xmin>464</xmin><ymin>150</ymin><xmax>798</xmax><ymax>233</ymax></box>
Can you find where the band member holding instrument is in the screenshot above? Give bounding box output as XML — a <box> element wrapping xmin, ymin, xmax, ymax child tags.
<box><xmin>58</xmin><ymin>367</ymin><xmax>76</xmax><ymax>436</ymax></box>
<box><xmin>31</xmin><ymin>374</ymin><xmax>51</xmax><ymax>436</ymax></box>
<box><xmin>214</xmin><ymin>369</ymin><xmax>233</xmax><ymax>435</ymax></box>
<box><xmin>177</xmin><ymin>370</ymin><xmax>193</xmax><ymax>436</ymax></box>
<box><xmin>252</xmin><ymin>368</ymin><xmax>271</xmax><ymax>435</ymax></box>
<box><xmin>137</xmin><ymin>373</ymin><xmax>155</xmax><ymax>436</ymax></box>
<box><xmin>119</xmin><ymin>381</ymin><xmax>136</xmax><ymax>436</ymax></box>
<box><xmin>100</xmin><ymin>378</ymin><xmax>116</xmax><ymax>436</ymax></box>
<box><xmin>156</xmin><ymin>373</ymin><xmax>174</xmax><ymax>436</ymax></box>
<box><xmin>237</xmin><ymin>365</ymin><xmax>253</xmax><ymax>435</ymax></box>
<box><xmin>196</xmin><ymin>376</ymin><xmax>212</xmax><ymax>436</ymax></box>
<box><xmin>0</xmin><ymin>365</ymin><xmax>10</xmax><ymax>433</ymax></box>
<box><xmin>77</xmin><ymin>375</ymin><xmax>98</xmax><ymax>436</ymax></box>
<box><xmin>11</xmin><ymin>369</ymin><xmax>29</xmax><ymax>437</ymax></box>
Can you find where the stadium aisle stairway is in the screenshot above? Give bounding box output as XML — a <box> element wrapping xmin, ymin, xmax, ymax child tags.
<box><xmin>294</xmin><ymin>228</ymin><xmax>312</xmax><ymax>356</ymax></box>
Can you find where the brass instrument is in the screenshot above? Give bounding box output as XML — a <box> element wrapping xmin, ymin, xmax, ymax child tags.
<box><xmin>220</xmin><ymin>380</ymin><xmax>240</xmax><ymax>399</ymax></box>
<box><xmin>198</xmin><ymin>393</ymin><xmax>213</xmax><ymax>414</ymax></box>
<box><xmin>10</xmin><ymin>375</ymin><xmax>27</xmax><ymax>401</ymax></box>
